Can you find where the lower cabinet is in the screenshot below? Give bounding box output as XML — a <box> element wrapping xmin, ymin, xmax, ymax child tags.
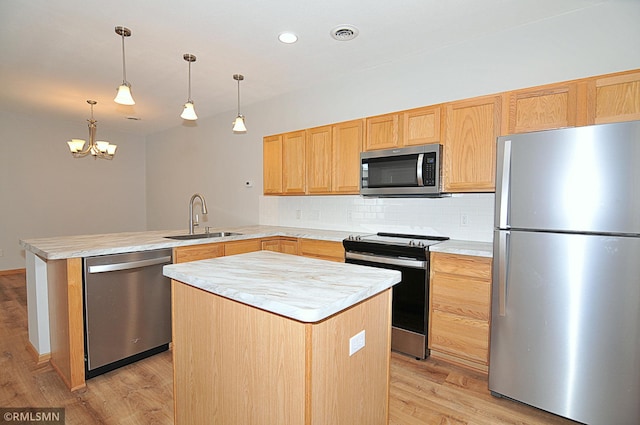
<box><xmin>173</xmin><ymin>237</ymin><xmax>342</xmax><ymax>263</ymax></box>
<box><xmin>429</xmin><ymin>252</ymin><xmax>492</xmax><ymax>373</ymax></box>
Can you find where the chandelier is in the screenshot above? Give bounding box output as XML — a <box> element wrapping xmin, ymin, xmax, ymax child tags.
<box><xmin>67</xmin><ymin>100</ymin><xmax>117</xmax><ymax>159</ymax></box>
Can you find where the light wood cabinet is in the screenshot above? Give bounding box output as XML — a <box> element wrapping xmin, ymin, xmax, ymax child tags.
<box><xmin>261</xmin><ymin>237</ymin><xmax>299</xmax><ymax>255</ymax></box>
<box><xmin>429</xmin><ymin>252</ymin><xmax>492</xmax><ymax>373</ymax></box>
<box><xmin>332</xmin><ymin>119</ymin><xmax>363</xmax><ymax>193</ymax></box>
<box><xmin>224</xmin><ymin>239</ymin><xmax>262</xmax><ymax>256</ymax></box>
<box><xmin>402</xmin><ymin>105</ymin><xmax>442</xmax><ymax>146</ymax></box>
<box><xmin>443</xmin><ymin>95</ymin><xmax>502</xmax><ymax>192</ymax></box>
<box><xmin>263</xmin><ymin>134</ymin><xmax>283</xmax><ymax>194</ymax></box>
<box><xmin>507</xmin><ymin>82</ymin><xmax>578</xmax><ymax>134</ymax></box>
<box><xmin>282</xmin><ymin>130</ymin><xmax>306</xmax><ymax>194</ymax></box>
<box><xmin>306</xmin><ymin>125</ymin><xmax>333</xmax><ymax>194</ymax></box>
<box><xmin>365</xmin><ymin>112</ymin><xmax>401</xmax><ymax>151</ymax></box>
<box><xmin>298</xmin><ymin>238</ymin><xmax>344</xmax><ymax>262</ymax></box>
<box><xmin>590</xmin><ymin>70</ymin><xmax>640</xmax><ymax>124</ymax></box>
<box><xmin>173</xmin><ymin>242</ymin><xmax>224</xmax><ymax>264</ymax></box>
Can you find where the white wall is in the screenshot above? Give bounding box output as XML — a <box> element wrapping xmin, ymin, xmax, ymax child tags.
<box><xmin>145</xmin><ymin>1</ymin><xmax>640</xmax><ymax>242</ymax></box>
<box><xmin>0</xmin><ymin>110</ymin><xmax>147</xmax><ymax>270</ymax></box>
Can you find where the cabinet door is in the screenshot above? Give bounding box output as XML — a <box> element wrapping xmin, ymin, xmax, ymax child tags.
<box><xmin>173</xmin><ymin>243</ymin><xmax>224</xmax><ymax>263</ymax></box>
<box><xmin>332</xmin><ymin>119</ymin><xmax>363</xmax><ymax>194</ymax></box>
<box><xmin>282</xmin><ymin>130</ymin><xmax>306</xmax><ymax>194</ymax></box>
<box><xmin>443</xmin><ymin>95</ymin><xmax>502</xmax><ymax>192</ymax></box>
<box><xmin>402</xmin><ymin>105</ymin><xmax>442</xmax><ymax>146</ymax></box>
<box><xmin>364</xmin><ymin>113</ymin><xmax>401</xmax><ymax>151</ymax></box>
<box><xmin>306</xmin><ymin>126</ymin><xmax>333</xmax><ymax>194</ymax></box>
<box><xmin>591</xmin><ymin>70</ymin><xmax>640</xmax><ymax>124</ymax></box>
<box><xmin>507</xmin><ymin>83</ymin><xmax>577</xmax><ymax>133</ymax></box>
<box><xmin>298</xmin><ymin>239</ymin><xmax>344</xmax><ymax>262</ymax></box>
<box><xmin>263</xmin><ymin>135</ymin><xmax>283</xmax><ymax>195</ymax></box>
<box><xmin>224</xmin><ymin>239</ymin><xmax>262</xmax><ymax>256</ymax></box>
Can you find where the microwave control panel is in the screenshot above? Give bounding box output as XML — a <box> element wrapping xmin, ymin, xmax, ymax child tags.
<box><xmin>423</xmin><ymin>152</ymin><xmax>437</xmax><ymax>186</ymax></box>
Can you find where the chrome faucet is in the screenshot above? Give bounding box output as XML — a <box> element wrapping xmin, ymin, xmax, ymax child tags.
<box><xmin>189</xmin><ymin>193</ymin><xmax>208</xmax><ymax>234</ymax></box>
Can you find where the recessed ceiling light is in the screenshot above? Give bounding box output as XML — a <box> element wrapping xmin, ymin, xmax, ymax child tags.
<box><xmin>278</xmin><ymin>32</ymin><xmax>298</xmax><ymax>44</ymax></box>
<box><xmin>330</xmin><ymin>25</ymin><xmax>359</xmax><ymax>41</ymax></box>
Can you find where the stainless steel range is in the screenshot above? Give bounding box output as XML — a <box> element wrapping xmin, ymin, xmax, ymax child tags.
<box><xmin>343</xmin><ymin>232</ymin><xmax>448</xmax><ymax>359</ymax></box>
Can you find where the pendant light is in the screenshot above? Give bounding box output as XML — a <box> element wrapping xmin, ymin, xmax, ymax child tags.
<box><xmin>67</xmin><ymin>100</ymin><xmax>117</xmax><ymax>160</ymax></box>
<box><xmin>114</xmin><ymin>26</ymin><xmax>135</xmax><ymax>105</ymax></box>
<box><xmin>232</xmin><ymin>74</ymin><xmax>247</xmax><ymax>133</ymax></box>
<box><xmin>180</xmin><ymin>54</ymin><xmax>198</xmax><ymax>120</ymax></box>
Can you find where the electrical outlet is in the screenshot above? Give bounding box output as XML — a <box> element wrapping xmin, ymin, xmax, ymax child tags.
<box><xmin>349</xmin><ymin>330</ymin><xmax>366</xmax><ymax>356</ymax></box>
<box><xmin>460</xmin><ymin>213</ymin><xmax>469</xmax><ymax>227</ymax></box>
<box><xmin>295</xmin><ymin>210</ymin><xmax>301</xmax><ymax>219</ymax></box>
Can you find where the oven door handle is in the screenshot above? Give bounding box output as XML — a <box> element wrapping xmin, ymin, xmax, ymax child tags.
<box><xmin>345</xmin><ymin>252</ymin><xmax>427</xmax><ymax>269</ymax></box>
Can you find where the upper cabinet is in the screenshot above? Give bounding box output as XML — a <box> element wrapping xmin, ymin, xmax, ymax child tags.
<box><xmin>443</xmin><ymin>95</ymin><xmax>503</xmax><ymax>192</ymax></box>
<box><xmin>590</xmin><ymin>70</ymin><xmax>640</xmax><ymax>124</ymax></box>
<box><xmin>263</xmin><ymin>134</ymin><xmax>283</xmax><ymax>194</ymax></box>
<box><xmin>507</xmin><ymin>82</ymin><xmax>578</xmax><ymax>134</ymax></box>
<box><xmin>332</xmin><ymin>120</ymin><xmax>363</xmax><ymax>193</ymax></box>
<box><xmin>264</xmin><ymin>120</ymin><xmax>363</xmax><ymax>196</ymax></box>
<box><xmin>364</xmin><ymin>112</ymin><xmax>401</xmax><ymax>151</ymax></box>
<box><xmin>402</xmin><ymin>105</ymin><xmax>442</xmax><ymax>146</ymax></box>
<box><xmin>263</xmin><ymin>68</ymin><xmax>639</xmax><ymax>196</ymax></box>
<box><xmin>306</xmin><ymin>125</ymin><xmax>333</xmax><ymax>194</ymax></box>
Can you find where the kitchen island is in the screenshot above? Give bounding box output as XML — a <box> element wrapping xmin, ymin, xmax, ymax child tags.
<box><xmin>163</xmin><ymin>250</ymin><xmax>401</xmax><ymax>425</ymax></box>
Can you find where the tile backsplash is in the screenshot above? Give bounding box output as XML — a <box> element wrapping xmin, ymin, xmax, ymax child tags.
<box><xmin>259</xmin><ymin>193</ymin><xmax>494</xmax><ymax>242</ymax></box>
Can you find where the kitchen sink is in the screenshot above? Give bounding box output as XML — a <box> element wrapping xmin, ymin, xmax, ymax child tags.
<box><xmin>164</xmin><ymin>232</ymin><xmax>243</xmax><ymax>240</ymax></box>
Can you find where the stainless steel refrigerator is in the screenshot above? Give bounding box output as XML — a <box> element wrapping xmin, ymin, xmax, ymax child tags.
<box><xmin>490</xmin><ymin>120</ymin><xmax>640</xmax><ymax>425</ymax></box>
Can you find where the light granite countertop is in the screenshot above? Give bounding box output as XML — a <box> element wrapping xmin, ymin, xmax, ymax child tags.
<box><xmin>430</xmin><ymin>239</ymin><xmax>493</xmax><ymax>258</ymax></box>
<box><xmin>163</xmin><ymin>250</ymin><xmax>401</xmax><ymax>323</ymax></box>
<box><xmin>19</xmin><ymin>225</ymin><xmax>358</xmax><ymax>260</ymax></box>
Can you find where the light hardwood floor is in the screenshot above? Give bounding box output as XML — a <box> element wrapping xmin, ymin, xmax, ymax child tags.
<box><xmin>1</xmin><ymin>271</ymin><xmax>579</xmax><ymax>425</ymax></box>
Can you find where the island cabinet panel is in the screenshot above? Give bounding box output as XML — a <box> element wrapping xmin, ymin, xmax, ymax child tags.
<box><xmin>47</xmin><ymin>258</ymin><xmax>86</xmax><ymax>391</ymax></box>
<box><xmin>172</xmin><ymin>281</ymin><xmax>391</xmax><ymax>425</ymax></box>
<box><xmin>507</xmin><ymin>82</ymin><xmax>578</xmax><ymax>134</ymax></box>
<box><xmin>443</xmin><ymin>95</ymin><xmax>502</xmax><ymax>192</ymax></box>
<box><xmin>298</xmin><ymin>238</ymin><xmax>345</xmax><ymax>262</ymax></box>
<box><xmin>429</xmin><ymin>252</ymin><xmax>492</xmax><ymax>373</ymax></box>
<box><xmin>263</xmin><ymin>135</ymin><xmax>283</xmax><ymax>194</ymax></box>
<box><xmin>223</xmin><ymin>238</ymin><xmax>262</xmax><ymax>256</ymax></box>
<box><xmin>591</xmin><ymin>70</ymin><xmax>640</xmax><ymax>124</ymax></box>
<box><xmin>173</xmin><ymin>242</ymin><xmax>224</xmax><ymax>263</ymax></box>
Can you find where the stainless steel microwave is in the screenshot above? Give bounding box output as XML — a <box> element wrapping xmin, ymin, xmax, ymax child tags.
<box><xmin>360</xmin><ymin>144</ymin><xmax>443</xmax><ymax>197</ymax></box>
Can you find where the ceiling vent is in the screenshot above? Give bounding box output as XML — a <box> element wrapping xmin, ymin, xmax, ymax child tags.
<box><xmin>330</xmin><ymin>25</ymin><xmax>359</xmax><ymax>41</ymax></box>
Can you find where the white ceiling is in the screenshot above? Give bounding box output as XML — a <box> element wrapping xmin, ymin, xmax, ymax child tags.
<box><xmin>0</xmin><ymin>0</ymin><xmax>607</xmax><ymax>136</ymax></box>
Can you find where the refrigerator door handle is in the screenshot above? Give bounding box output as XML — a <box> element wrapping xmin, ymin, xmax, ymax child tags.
<box><xmin>497</xmin><ymin>230</ymin><xmax>510</xmax><ymax>316</ymax></box>
<box><xmin>498</xmin><ymin>139</ymin><xmax>511</xmax><ymax>229</ymax></box>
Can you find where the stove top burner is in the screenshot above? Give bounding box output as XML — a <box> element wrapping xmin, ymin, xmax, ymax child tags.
<box><xmin>346</xmin><ymin>232</ymin><xmax>449</xmax><ymax>248</ymax></box>
<box><xmin>343</xmin><ymin>232</ymin><xmax>449</xmax><ymax>259</ymax></box>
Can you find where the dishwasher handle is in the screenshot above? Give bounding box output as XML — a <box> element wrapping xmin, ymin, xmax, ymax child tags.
<box><xmin>87</xmin><ymin>256</ymin><xmax>172</xmax><ymax>274</ymax></box>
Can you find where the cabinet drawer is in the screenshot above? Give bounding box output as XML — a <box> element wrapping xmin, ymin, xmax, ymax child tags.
<box><xmin>298</xmin><ymin>239</ymin><xmax>344</xmax><ymax>262</ymax></box>
<box><xmin>224</xmin><ymin>239</ymin><xmax>262</xmax><ymax>256</ymax></box>
<box><xmin>430</xmin><ymin>310</ymin><xmax>489</xmax><ymax>365</ymax></box>
<box><xmin>431</xmin><ymin>252</ymin><xmax>491</xmax><ymax>279</ymax></box>
<box><xmin>431</xmin><ymin>274</ymin><xmax>490</xmax><ymax>321</ymax></box>
<box><xmin>173</xmin><ymin>243</ymin><xmax>224</xmax><ymax>263</ymax></box>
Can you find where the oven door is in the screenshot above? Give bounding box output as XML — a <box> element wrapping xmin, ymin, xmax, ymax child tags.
<box><xmin>345</xmin><ymin>252</ymin><xmax>429</xmax><ymax>359</ymax></box>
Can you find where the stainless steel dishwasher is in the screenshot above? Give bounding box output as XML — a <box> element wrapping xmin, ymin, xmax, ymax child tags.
<box><xmin>83</xmin><ymin>248</ymin><xmax>172</xmax><ymax>378</ymax></box>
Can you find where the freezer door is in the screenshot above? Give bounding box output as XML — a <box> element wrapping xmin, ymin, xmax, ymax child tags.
<box><xmin>490</xmin><ymin>230</ymin><xmax>640</xmax><ymax>424</ymax></box>
<box><xmin>495</xmin><ymin>120</ymin><xmax>640</xmax><ymax>234</ymax></box>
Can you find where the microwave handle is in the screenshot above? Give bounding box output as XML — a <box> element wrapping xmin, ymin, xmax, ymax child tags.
<box><xmin>416</xmin><ymin>153</ymin><xmax>424</xmax><ymax>186</ymax></box>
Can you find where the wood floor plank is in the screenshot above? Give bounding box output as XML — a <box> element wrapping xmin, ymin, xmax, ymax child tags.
<box><xmin>1</xmin><ymin>271</ymin><xmax>582</xmax><ymax>424</ymax></box>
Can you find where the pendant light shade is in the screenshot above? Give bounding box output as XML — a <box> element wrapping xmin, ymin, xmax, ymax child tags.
<box><xmin>180</xmin><ymin>54</ymin><xmax>198</xmax><ymax>120</ymax></box>
<box><xmin>232</xmin><ymin>74</ymin><xmax>247</xmax><ymax>133</ymax></box>
<box><xmin>66</xmin><ymin>100</ymin><xmax>117</xmax><ymax>160</ymax></box>
<box><xmin>114</xmin><ymin>26</ymin><xmax>135</xmax><ymax>105</ymax></box>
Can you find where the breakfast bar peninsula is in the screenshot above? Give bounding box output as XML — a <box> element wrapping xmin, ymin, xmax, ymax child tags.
<box><xmin>163</xmin><ymin>250</ymin><xmax>401</xmax><ymax>425</ymax></box>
